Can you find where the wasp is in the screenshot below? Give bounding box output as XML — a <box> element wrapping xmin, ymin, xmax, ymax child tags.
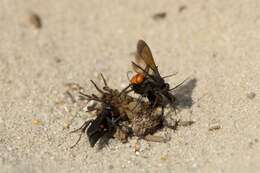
<box><xmin>129</xmin><ymin>40</ymin><xmax>187</xmax><ymax>114</ymax></box>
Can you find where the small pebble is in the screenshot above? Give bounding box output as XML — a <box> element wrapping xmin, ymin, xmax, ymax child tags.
<box><xmin>209</xmin><ymin>119</ymin><xmax>221</xmax><ymax>131</ymax></box>
<box><xmin>152</xmin><ymin>12</ymin><xmax>167</xmax><ymax>20</ymax></box>
<box><xmin>249</xmin><ymin>138</ymin><xmax>258</xmax><ymax>148</ymax></box>
<box><xmin>246</xmin><ymin>92</ymin><xmax>256</xmax><ymax>100</ymax></box>
<box><xmin>63</xmin><ymin>122</ymin><xmax>70</xmax><ymax>129</ymax></box>
<box><xmin>28</xmin><ymin>13</ymin><xmax>42</xmax><ymax>29</ymax></box>
<box><xmin>178</xmin><ymin>120</ymin><xmax>195</xmax><ymax>127</ymax></box>
<box><xmin>160</xmin><ymin>156</ymin><xmax>167</xmax><ymax>161</ymax></box>
<box><xmin>7</xmin><ymin>146</ymin><xmax>13</xmax><ymax>151</ymax></box>
<box><xmin>134</xmin><ymin>140</ymin><xmax>141</xmax><ymax>152</ymax></box>
<box><xmin>32</xmin><ymin>118</ymin><xmax>41</xmax><ymax>125</ymax></box>
<box><xmin>178</xmin><ymin>5</ymin><xmax>187</xmax><ymax>13</ymax></box>
<box><xmin>108</xmin><ymin>165</ymin><xmax>114</xmax><ymax>169</ymax></box>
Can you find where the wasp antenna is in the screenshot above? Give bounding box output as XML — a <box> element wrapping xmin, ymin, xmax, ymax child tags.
<box><xmin>90</xmin><ymin>80</ymin><xmax>105</xmax><ymax>94</ymax></box>
<box><xmin>100</xmin><ymin>73</ymin><xmax>108</xmax><ymax>87</ymax></box>
<box><xmin>169</xmin><ymin>77</ymin><xmax>190</xmax><ymax>91</ymax></box>
<box><xmin>125</xmin><ymin>88</ymin><xmax>133</xmax><ymax>94</ymax></box>
<box><xmin>132</xmin><ymin>61</ymin><xmax>155</xmax><ymax>80</ymax></box>
<box><xmin>119</xmin><ymin>84</ymin><xmax>132</xmax><ymax>97</ymax></box>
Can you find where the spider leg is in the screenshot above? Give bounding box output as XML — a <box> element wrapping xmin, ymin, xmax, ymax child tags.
<box><xmin>79</xmin><ymin>92</ymin><xmax>92</xmax><ymax>99</ymax></box>
<box><xmin>100</xmin><ymin>73</ymin><xmax>108</xmax><ymax>87</ymax></box>
<box><xmin>90</xmin><ymin>80</ymin><xmax>105</xmax><ymax>94</ymax></box>
<box><xmin>70</xmin><ymin>120</ymin><xmax>93</xmax><ymax>148</ymax></box>
<box><xmin>85</xmin><ymin>107</ymin><xmax>100</xmax><ymax>113</ymax></box>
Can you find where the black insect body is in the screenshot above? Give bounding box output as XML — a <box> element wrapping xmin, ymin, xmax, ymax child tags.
<box><xmin>88</xmin><ymin>105</ymin><xmax>120</xmax><ymax>147</ymax></box>
<box><xmin>70</xmin><ymin>105</ymin><xmax>122</xmax><ymax>148</ymax></box>
<box><xmin>70</xmin><ymin>74</ymin><xmax>136</xmax><ymax>148</ymax></box>
<box><xmin>130</xmin><ymin>40</ymin><xmax>186</xmax><ymax>113</ymax></box>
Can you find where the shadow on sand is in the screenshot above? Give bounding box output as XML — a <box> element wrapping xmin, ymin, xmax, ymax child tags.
<box><xmin>174</xmin><ymin>78</ymin><xmax>197</xmax><ymax>109</ymax></box>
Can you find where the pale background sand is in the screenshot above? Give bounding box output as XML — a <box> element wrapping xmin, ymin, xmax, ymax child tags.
<box><xmin>1</xmin><ymin>0</ymin><xmax>260</xmax><ymax>172</ymax></box>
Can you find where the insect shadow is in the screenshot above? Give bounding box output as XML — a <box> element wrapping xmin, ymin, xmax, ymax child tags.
<box><xmin>174</xmin><ymin>78</ymin><xmax>197</xmax><ymax>109</ymax></box>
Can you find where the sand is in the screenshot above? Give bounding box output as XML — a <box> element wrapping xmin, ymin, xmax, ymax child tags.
<box><xmin>1</xmin><ymin>0</ymin><xmax>260</xmax><ymax>172</ymax></box>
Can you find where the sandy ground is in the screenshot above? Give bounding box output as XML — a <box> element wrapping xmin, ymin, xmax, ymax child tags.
<box><xmin>1</xmin><ymin>0</ymin><xmax>260</xmax><ymax>172</ymax></box>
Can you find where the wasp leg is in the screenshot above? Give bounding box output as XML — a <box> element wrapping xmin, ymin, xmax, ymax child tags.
<box><xmin>170</xmin><ymin>102</ymin><xmax>177</xmax><ymax>115</ymax></box>
<box><xmin>70</xmin><ymin>120</ymin><xmax>93</xmax><ymax>148</ymax></box>
<box><xmin>169</xmin><ymin>77</ymin><xmax>190</xmax><ymax>91</ymax></box>
<box><xmin>161</xmin><ymin>92</ymin><xmax>178</xmax><ymax>115</ymax></box>
<box><xmin>150</xmin><ymin>93</ymin><xmax>161</xmax><ymax>111</ymax></box>
<box><xmin>162</xmin><ymin>72</ymin><xmax>178</xmax><ymax>79</ymax></box>
<box><xmin>163</xmin><ymin>119</ymin><xmax>179</xmax><ymax>130</ymax></box>
<box><xmin>131</xmin><ymin>95</ymin><xmax>143</xmax><ymax>112</ymax></box>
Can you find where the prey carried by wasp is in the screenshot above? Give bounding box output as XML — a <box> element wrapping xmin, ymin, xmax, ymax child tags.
<box><xmin>129</xmin><ymin>40</ymin><xmax>187</xmax><ymax>114</ymax></box>
<box><xmin>70</xmin><ymin>73</ymin><xmax>178</xmax><ymax>148</ymax></box>
<box><xmin>70</xmin><ymin>74</ymin><xmax>134</xmax><ymax>149</ymax></box>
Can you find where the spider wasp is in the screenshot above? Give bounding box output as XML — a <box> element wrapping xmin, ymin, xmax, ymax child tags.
<box><xmin>128</xmin><ymin>40</ymin><xmax>187</xmax><ymax>114</ymax></box>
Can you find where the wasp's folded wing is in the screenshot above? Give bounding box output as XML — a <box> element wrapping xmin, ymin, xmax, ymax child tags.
<box><xmin>137</xmin><ymin>40</ymin><xmax>157</xmax><ymax>70</ymax></box>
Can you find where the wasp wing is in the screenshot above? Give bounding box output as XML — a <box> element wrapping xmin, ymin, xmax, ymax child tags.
<box><xmin>135</xmin><ymin>40</ymin><xmax>159</xmax><ymax>75</ymax></box>
<box><xmin>131</xmin><ymin>60</ymin><xmax>147</xmax><ymax>74</ymax></box>
<box><xmin>136</xmin><ymin>40</ymin><xmax>156</xmax><ymax>68</ymax></box>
